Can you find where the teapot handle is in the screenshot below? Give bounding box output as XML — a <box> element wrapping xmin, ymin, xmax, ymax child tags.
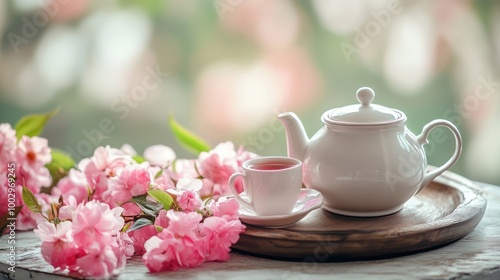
<box><xmin>416</xmin><ymin>119</ymin><xmax>462</xmax><ymax>193</ymax></box>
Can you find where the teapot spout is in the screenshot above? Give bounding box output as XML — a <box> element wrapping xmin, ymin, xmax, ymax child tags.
<box><xmin>278</xmin><ymin>112</ymin><xmax>309</xmax><ymax>161</ymax></box>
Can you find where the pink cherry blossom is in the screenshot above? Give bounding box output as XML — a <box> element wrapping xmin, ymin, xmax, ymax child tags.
<box><xmin>117</xmin><ymin>232</ymin><xmax>135</xmax><ymax>258</ymax></box>
<box><xmin>198</xmin><ymin>142</ymin><xmax>243</xmax><ymax>198</ymax></box>
<box><xmin>35</xmin><ymin>205</ymin><xmax>131</xmax><ymax>279</ymax></box>
<box><xmin>154</xmin><ymin>209</ymin><xmax>169</xmax><ymax>229</ymax></box>
<box><xmin>199</xmin><ymin>142</ymin><xmax>238</xmax><ymax>185</ymax></box>
<box><xmin>236</xmin><ymin>145</ymin><xmax>258</xmax><ymax>166</ymax></box>
<box><xmin>76</xmin><ymin>242</ymin><xmax>122</xmax><ymax>279</ymax></box>
<box><xmin>142</xmin><ymin>230</ymin><xmax>205</xmax><ymax>272</ymax></box>
<box><xmin>72</xmin><ymin>200</ymin><xmax>125</xmax><ymax>248</ymax></box>
<box><xmin>35</xmin><ymin>221</ymin><xmax>83</xmax><ymax>270</ymax></box>
<box><xmin>199</xmin><ymin>178</ymin><xmax>215</xmax><ymax>198</ymax></box>
<box><xmin>111</xmin><ymin>234</ymin><xmax>132</xmax><ymax>273</ymax></box>
<box><xmin>59</xmin><ymin>195</ymin><xmax>78</xmax><ymax>220</ymax></box>
<box><xmin>0</xmin><ymin>123</ymin><xmax>17</xmax><ymax>165</ymax></box>
<box><xmin>144</xmin><ymin>145</ymin><xmax>176</xmax><ymax>167</ymax></box>
<box><xmin>34</xmin><ymin>220</ymin><xmax>73</xmax><ymax>243</ymax></box>
<box><xmin>165</xmin><ymin>210</ymin><xmax>202</xmax><ymax>237</ymax></box>
<box><xmin>16</xmin><ymin>135</ymin><xmax>52</xmax><ymax>170</ymax></box>
<box><xmin>17</xmin><ymin>164</ymin><xmax>52</xmax><ymax>193</ymax></box>
<box><xmin>201</xmin><ymin>216</ymin><xmax>246</xmax><ymax>261</ymax></box>
<box><xmin>168</xmin><ymin>233</ymin><xmax>205</xmax><ymax>268</ymax></box>
<box><xmin>80</xmin><ymin>146</ymin><xmax>131</xmax><ymax>174</ymax></box>
<box><xmin>210</xmin><ymin>197</ymin><xmax>240</xmax><ymax>221</ymax></box>
<box><xmin>171</xmin><ymin>159</ymin><xmax>200</xmax><ymax>179</ymax></box>
<box><xmin>13</xmin><ymin>135</ymin><xmax>53</xmax><ymax>195</ymax></box>
<box><xmin>211</xmin><ymin>183</ymin><xmax>233</xmax><ymax>199</ymax></box>
<box><xmin>169</xmin><ymin>178</ymin><xmax>203</xmax><ymax>212</ymax></box>
<box><xmin>41</xmin><ymin>240</ymin><xmax>83</xmax><ymax>272</ymax></box>
<box><xmin>37</xmin><ymin>192</ymin><xmax>61</xmax><ymax>216</ymax></box>
<box><xmin>177</xmin><ymin>191</ymin><xmax>202</xmax><ymax>212</ymax></box>
<box><xmin>128</xmin><ymin>224</ymin><xmax>158</xmax><ymax>256</ymax></box>
<box><xmin>78</xmin><ymin>146</ymin><xmax>132</xmax><ymax>201</ymax></box>
<box><xmin>142</xmin><ymin>235</ymin><xmax>179</xmax><ymax>272</ymax></box>
<box><xmin>52</xmin><ymin>169</ymin><xmax>89</xmax><ymax>204</ymax></box>
<box><xmin>151</xmin><ymin>166</ymin><xmax>176</xmax><ymax>191</ymax></box>
<box><xmin>175</xmin><ymin>178</ymin><xmax>203</xmax><ymax>192</ymax></box>
<box><xmin>142</xmin><ymin>211</ymin><xmax>206</xmax><ymax>271</ymax></box>
<box><xmin>103</xmin><ymin>163</ymin><xmax>152</xmax><ymax>206</ymax></box>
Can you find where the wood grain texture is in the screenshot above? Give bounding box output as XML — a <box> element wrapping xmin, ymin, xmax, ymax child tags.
<box><xmin>233</xmin><ymin>171</ymin><xmax>487</xmax><ymax>260</ymax></box>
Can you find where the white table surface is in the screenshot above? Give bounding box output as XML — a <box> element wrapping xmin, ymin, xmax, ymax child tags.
<box><xmin>1</xmin><ymin>182</ymin><xmax>499</xmax><ymax>280</ymax></box>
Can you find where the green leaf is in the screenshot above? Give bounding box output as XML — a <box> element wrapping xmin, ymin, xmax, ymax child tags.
<box><xmin>0</xmin><ymin>205</ymin><xmax>23</xmax><ymax>234</ymax></box>
<box><xmin>169</xmin><ymin>116</ymin><xmax>211</xmax><ymax>156</ymax></box>
<box><xmin>49</xmin><ymin>149</ymin><xmax>75</xmax><ymax>170</ymax></box>
<box><xmin>22</xmin><ymin>187</ymin><xmax>43</xmax><ymax>214</ymax></box>
<box><xmin>131</xmin><ymin>195</ymin><xmax>164</xmax><ymax>216</ymax></box>
<box><xmin>154</xmin><ymin>169</ymin><xmax>164</xmax><ymax>180</ymax></box>
<box><xmin>15</xmin><ymin>108</ymin><xmax>59</xmax><ymax>140</ymax></box>
<box><xmin>133</xmin><ymin>155</ymin><xmax>146</xmax><ymax>164</ymax></box>
<box><xmin>126</xmin><ymin>218</ymin><xmax>153</xmax><ymax>233</ymax></box>
<box><xmin>46</xmin><ymin>149</ymin><xmax>75</xmax><ymax>187</ymax></box>
<box><xmin>148</xmin><ymin>189</ymin><xmax>174</xmax><ymax>210</ymax></box>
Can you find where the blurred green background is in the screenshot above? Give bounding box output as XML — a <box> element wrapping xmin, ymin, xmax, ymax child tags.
<box><xmin>1</xmin><ymin>0</ymin><xmax>499</xmax><ymax>185</ymax></box>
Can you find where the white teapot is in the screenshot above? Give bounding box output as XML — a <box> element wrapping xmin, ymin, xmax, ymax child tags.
<box><xmin>278</xmin><ymin>87</ymin><xmax>462</xmax><ymax>217</ymax></box>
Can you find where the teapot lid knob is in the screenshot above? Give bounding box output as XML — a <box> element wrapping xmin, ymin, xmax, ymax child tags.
<box><xmin>356</xmin><ymin>87</ymin><xmax>375</xmax><ymax>107</ymax></box>
<box><xmin>322</xmin><ymin>86</ymin><xmax>405</xmax><ymax>125</ymax></box>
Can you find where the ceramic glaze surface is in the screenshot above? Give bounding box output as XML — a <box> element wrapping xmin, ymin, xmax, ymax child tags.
<box><xmin>303</xmin><ymin>125</ymin><xmax>426</xmax><ymax>215</ymax></box>
<box><xmin>279</xmin><ymin>87</ymin><xmax>462</xmax><ymax>217</ymax></box>
<box><xmin>234</xmin><ymin>189</ymin><xmax>324</xmax><ymax>228</ymax></box>
<box><xmin>229</xmin><ymin>156</ymin><xmax>302</xmax><ymax>216</ymax></box>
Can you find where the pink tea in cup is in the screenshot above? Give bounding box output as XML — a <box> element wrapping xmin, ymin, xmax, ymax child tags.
<box><xmin>248</xmin><ymin>162</ymin><xmax>296</xmax><ymax>171</ymax></box>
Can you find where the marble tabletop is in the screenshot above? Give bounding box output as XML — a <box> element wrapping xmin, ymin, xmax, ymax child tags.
<box><xmin>1</xmin><ymin>182</ymin><xmax>499</xmax><ymax>280</ymax></box>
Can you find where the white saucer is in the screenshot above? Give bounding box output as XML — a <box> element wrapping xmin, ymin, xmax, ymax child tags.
<box><xmin>233</xmin><ymin>189</ymin><xmax>324</xmax><ymax>228</ymax></box>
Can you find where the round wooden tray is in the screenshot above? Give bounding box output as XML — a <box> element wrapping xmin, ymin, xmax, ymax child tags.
<box><xmin>232</xmin><ymin>171</ymin><xmax>487</xmax><ymax>261</ymax></box>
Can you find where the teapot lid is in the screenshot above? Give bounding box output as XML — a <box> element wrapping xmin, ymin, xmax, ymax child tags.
<box><xmin>322</xmin><ymin>87</ymin><xmax>406</xmax><ymax>126</ymax></box>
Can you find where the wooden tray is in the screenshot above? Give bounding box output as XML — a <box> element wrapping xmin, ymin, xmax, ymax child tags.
<box><xmin>232</xmin><ymin>171</ymin><xmax>487</xmax><ymax>261</ymax></box>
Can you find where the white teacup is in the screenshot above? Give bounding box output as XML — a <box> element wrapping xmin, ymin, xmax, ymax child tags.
<box><xmin>228</xmin><ymin>156</ymin><xmax>302</xmax><ymax>216</ymax></box>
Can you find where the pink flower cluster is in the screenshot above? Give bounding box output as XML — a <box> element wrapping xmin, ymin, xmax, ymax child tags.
<box><xmin>1</xmin><ymin>123</ymin><xmax>255</xmax><ymax>279</ymax></box>
<box><xmin>142</xmin><ymin>198</ymin><xmax>244</xmax><ymax>272</ymax></box>
<box><xmin>0</xmin><ymin>124</ymin><xmax>52</xmax><ymax>230</ymax></box>
<box><xmin>34</xmin><ymin>201</ymin><xmax>133</xmax><ymax>279</ymax></box>
<box><xmin>197</xmin><ymin>142</ymin><xmax>257</xmax><ymax>197</ymax></box>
